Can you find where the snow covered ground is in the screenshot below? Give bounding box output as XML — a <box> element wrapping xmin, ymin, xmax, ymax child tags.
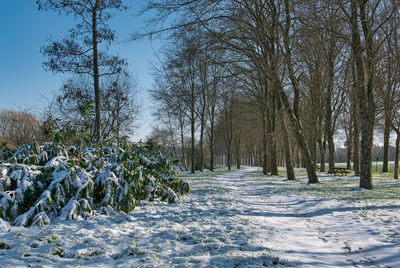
<box><xmin>1</xmin><ymin>166</ymin><xmax>400</xmax><ymax>267</ymax></box>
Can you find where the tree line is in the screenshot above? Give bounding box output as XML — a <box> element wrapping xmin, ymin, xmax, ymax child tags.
<box><xmin>144</xmin><ymin>0</ymin><xmax>400</xmax><ymax>189</ymax></box>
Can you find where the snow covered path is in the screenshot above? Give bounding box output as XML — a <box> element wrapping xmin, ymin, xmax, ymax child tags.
<box><xmin>1</xmin><ymin>166</ymin><xmax>400</xmax><ymax>267</ymax></box>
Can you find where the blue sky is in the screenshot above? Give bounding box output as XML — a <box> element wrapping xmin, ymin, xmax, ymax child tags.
<box><xmin>0</xmin><ymin>1</ymin><xmax>161</xmax><ymax>140</ymax></box>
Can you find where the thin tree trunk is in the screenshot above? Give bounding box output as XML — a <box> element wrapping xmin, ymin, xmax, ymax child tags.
<box><xmin>179</xmin><ymin>115</ymin><xmax>188</xmax><ymax>171</ymax></box>
<box><xmin>227</xmin><ymin>149</ymin><xmax>231</xmax><ymax>171</ymax></box>
<box><xmin>236</xmin><ymin>137</ymin><xmax>241</xmax><ymax>169</ymax></box>
<box><xmin>311</xmin><ymin>135</ymin><xmax>317</xmax><ymax>169</ymax></box>
<box><xmin>394</xmin><ymin>132</ymin><xmax>399</xmax><ymax>180</ymax></box>
<box><xmin>319</xmin><ymin>138</ymin><xmax>326</xmax><ymax>172</ymax></box>
<box><xmin>347</xmin><ymin>126</ymin><xmax>353</xmax><ymax>170</ymax></box>
<box><xmin>352</xmin><ymin>56</ymin><xmax>361</xmax><ymax>176</ymax></box>
<box><xmin>199</xmin><ymin>117</ymin><xmax>204</xmax><ymax>172</ymax></box>
<box><xmin>168</xmin><ymin>115</ymin><xmax>177</xmax><ymax>155</ymax></box>
<box><xmin>269</xmin><ymin>134</ymin><xmax>279</xmax><ymax>175</ymax></box>
<box><xmin>92</xmin><ymin>2</ymin><xmax>102</xmax><ymax>143</ymax></box>
<box><xmin>209</xmin><ymin>107</ymin><xmax>215</xmax><ymax>171</ymax></box>
<box><xmin>280</xmin><ymin>109</ymin><xmax>295</xmax><ymax>180</ymax></box>
<box><xmin>262</xmin><ymin>113</ymin><xmax>269</xmax><ymax>175</ymax></box>
<box><xmin>190</xmin><ymin>78</ymin><xmax>195</xmax><ymax>174</ymax></box>
<box><xmin>269</xmin><ymin>128</ymin><xmax>279</xmax><ymax>175</ymax></box>
<box><xmin>382</xmin><ymin>117</ymin><xmax>390</xmax><ymax>172</ymax></box>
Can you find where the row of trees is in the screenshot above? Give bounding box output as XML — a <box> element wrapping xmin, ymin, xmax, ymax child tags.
<box><xmin>145</xmin><ymin>0</ymin><xmax>400</xmax><ymax>189</ymax></box>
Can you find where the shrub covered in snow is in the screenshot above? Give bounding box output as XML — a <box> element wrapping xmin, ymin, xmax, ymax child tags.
<box><xmin>0</xmin><ymin>141</ymin><xmax>189</xmax><ymax>227</ymax></box>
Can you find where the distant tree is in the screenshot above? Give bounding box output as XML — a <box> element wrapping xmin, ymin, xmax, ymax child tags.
<box><xmin>37</xmin><ymin>0</ymin><xmax>127</xmax><ymax>143</ymax></box>
<box><xmin>0</xmin><ymin>110</ymin><xmax>42</xmax><ymax>147</ymax></box>
<box><xmin>147</xmin><ymin>127</ymin><xmax>176</xmax><ymax>156</ymax></box>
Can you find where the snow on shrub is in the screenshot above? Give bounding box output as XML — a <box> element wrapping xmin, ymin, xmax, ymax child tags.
<box><xmin>0</xmin><ymin>142</ymin><xmax>190</xmax><ymax>226</ymax></box>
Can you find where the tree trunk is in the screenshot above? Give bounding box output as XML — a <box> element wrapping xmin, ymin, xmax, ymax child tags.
<box><xmin>326</xmin><ymin>40</ymin><xmax>335</xmax><ymax>170</ymax></box>
<box><xmin>236</xmin><ymin>137</ymin><xmax>241</xmax><ymax>169</ymax></box>
<box><xmin>199</xmin><ymin>116</ymin><xmax>204</xmax><ymax>172</ymax></box>
<box><xmin>280</xmin><ymin>109</ymin><xmax>296</xmax><ymax>180</ymax></box>
<box><xmin>269</xmin><ymin>129</ymin><xmax>279</xmax><ymax>175</ymax></box>
<box><xmin>311</xmin><ymin>135</ymin><xmax>317</xmax><ymax>169</ymax></box>
<box><xmin>282</xmin><ymin>0</ymin><xmax>318</xmax><ymax>183</ymax></box>
<box><xmin>394</xmin><ymin>132</ymin><xmax>399</xmax><ymax>180</ymax></box>
<box><xmin>209</xmin><ymin>107</ymin><xmax>215</xmax><ymax>171</ymax></box>
<box><xmin>168</xmin><ymin>115</ymin><xmax>177</xmax><ymax>155</ymax></box>
<box><xmin>351</xmin><ymin>0</ymin><xmax>376</xmax><ymax>189</ymax></box>
<box><xmin>92</xmin><ymin>3</ymin><xmax>102</xmax><ymax>144</ymax></box>
<box><xmin>327</xmin><ymin>132</ymin><xmax>335</xmax><ymax>170</ymax></box>
<box><xmin>382</xmin><ymin>117</ymin><xmax>390</xmax><ymax>172</ymax></box>
<box><xmin>347</xmin><ymin>127</ymin><xmax>353</xmax><ymax>170</ymax></box>
<box><xmin>227</xmin><ymin>149</ymin><xmax>232</xmax><ymax>171</ymax></box>
<box><xmin>262</xmin><ymin>113</ymin><xmax>269</xmax><ymax>175</ymax></box>
<box><xmin>190</xmin><ymin>79</ymin><xmax>195</xmax><ymax>174</ymax></box>
<box><xmin>352</xmin><ymin>56</ymin><xmax>361</xmax><ymax>176</ymax></box>
<box><xmin>359</xmin><ymin>110</ymin><xmax>374</xmax><ymax>189</ymax></box>
<box><xmin>179</xmin><ymin>115</ymin><xmax>188</xmax><ymax>171</ymax></box>
<box><xmin>279</xmin><ymin>89</ymin><xmax>319</xmax><ymax>183</ymax></box>
<box><xmin>319</xmin><ymin>138</ymin><xmax>326</xmax><ymax>172</ymax></box>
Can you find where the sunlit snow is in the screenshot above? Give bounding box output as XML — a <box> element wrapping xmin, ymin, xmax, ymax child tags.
<box><xmin>1</xmin><ymin>167</ymin><xmax>400</xmax><ymax>267</ymax></box>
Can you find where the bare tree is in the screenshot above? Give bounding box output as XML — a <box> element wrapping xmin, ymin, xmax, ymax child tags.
<box><xmin>54</xmin><ymin>72</ymin><xmax>138</xmax><ymax>144</ymax></box>
<box><xmin>0</xmin><ymin>110</ymin><xmax>42</xmax><ymax>147</ymax></box>
<box><xmin>343</xmin><ymin>0</ymin><xmax>397</xmax><ymax>189</ymax></box>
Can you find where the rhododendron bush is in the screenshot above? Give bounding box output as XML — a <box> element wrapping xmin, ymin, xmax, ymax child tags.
<box><xmin>0</xmin><ymin>142</ymin><xmax>189</xmax><ymax>226</ymax></box>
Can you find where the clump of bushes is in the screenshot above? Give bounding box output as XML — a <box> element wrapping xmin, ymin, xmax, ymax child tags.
<box><xmin>0</xmin><ymin>141</ymin><xmax>189</xmax><ymax>226</ymax></box>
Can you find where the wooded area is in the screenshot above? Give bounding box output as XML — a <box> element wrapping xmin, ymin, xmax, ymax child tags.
<box><xmin>1</xmin><ymin>0</ymin><xmax>400</xmax><ymax>191</ymax></box>
<box><xmin>143</xmin><ymin>0</ymin><xmax>400</xmax><ymax>189</ymax></box>
<box><xmin>3</xmin><ymin>2</ymin><xmax>400</xmax><ymax>265</ymax></box>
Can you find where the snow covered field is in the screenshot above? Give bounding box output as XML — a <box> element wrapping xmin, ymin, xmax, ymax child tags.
<box><xmin>1</xmin><ymin>166</ymin><xmax>400</xmax><ymax>267</ymax></box>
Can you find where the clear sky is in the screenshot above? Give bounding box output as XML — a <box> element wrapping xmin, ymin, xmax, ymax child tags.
<box><xmin>0</xmin><ymin>1</ymin><xmax>161</xmax><ymax>141</ymax></box>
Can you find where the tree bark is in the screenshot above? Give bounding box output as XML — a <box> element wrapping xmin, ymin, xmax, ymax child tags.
<box><xmin>352</xmin><ymin>54</ymin><xmax>361</xmax><ymax>176</ymax></box>
<box><xmin>92</xmin><ymin>1</ymin><xmax>102</xmax><ymax>144</ymax></box>
<box><xmin>280</xmin><ymin>109</ymin><xmax>296</xmax><ymax>180</ymax></box>
<box><xmin>179</xmin><ymin>114</ymin><xmax>188</xmax><ymax>171</ymax></box>
<box><xmin>262</xmin><ymin>113</ymin><xmax>269</xmax><ymax>175</ymax></box>
<box><xmin>395</xmin><ymin>132</ymin><xmax>399</xmax><ymax>180</ymax></box>
<box><xmin>319</xmin><ymin>138</ymin><xmax>326</xmax><ymax>172</ymax></box>
<box><xmin>351</xmin><ymin>0</ymin><xmax>376</xmax><ymax>189</ymax></box>
<box><xmin>199</xmin><ymin>117</ymin><xmax>204</xmax><ymax>172</ymax></box>
<box><xmin>190</xmin><ymin>74</ymin><xmax>196</xmax><ymax>174</ymax></box>
<box><xmin>279</xmin><ymin>89</ymin><xmax>318</xmax><ymax>183</ymax></box>
<box><xmin>209</xmin><ymin>119</ymin><xmax>215</xmax><ymax>171</ymax></box>
<box><xmin>382</xmin><ymin>117</ymin><xmax>390</xmax><ymax>172</ymax></box>
<box><xmin>236</xmin><ymin>136</ymin><xmax>241</xmax><ymax>169</ymax></box>
<box><xmin>270</xmin><ymin>135</ymin><xmax>278</xmax><ymax>175</ymax></box>
<box><xmin>326</xmin><ymin>37</ymin><xmax>335</xmax><ymax>170</ymax></box>
<box><xmin>346</xmin><ymin>123</ymin><xmax>353</xmax><ymax>170</ymax></box>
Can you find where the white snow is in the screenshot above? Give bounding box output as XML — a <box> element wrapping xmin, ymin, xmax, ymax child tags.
<box><xmin>1</xmin><ymin>166</ymin><xmax>400</xmax><ymax>267</ymax></box>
